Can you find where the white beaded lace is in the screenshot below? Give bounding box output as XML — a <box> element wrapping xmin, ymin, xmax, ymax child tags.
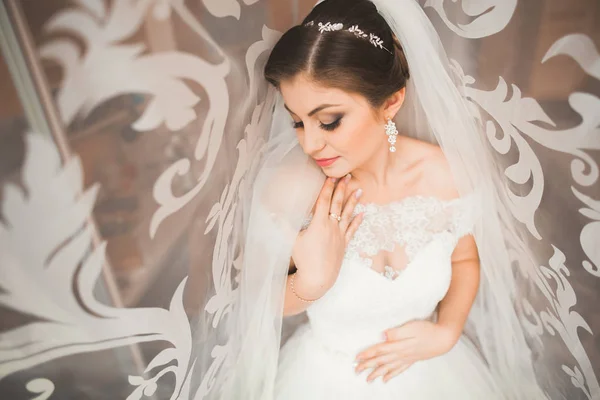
<box><xmin>302</xmin><ymin>195</ymin><xmax>475</xmax><ymax>280</ymax></box>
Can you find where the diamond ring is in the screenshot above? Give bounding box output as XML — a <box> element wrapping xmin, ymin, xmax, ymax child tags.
<box><xmin>329</xmin><ymin>213</ymin><xmax>341</xmax><ymax>222</ymax></box>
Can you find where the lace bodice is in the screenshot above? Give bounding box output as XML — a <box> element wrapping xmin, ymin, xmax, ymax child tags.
<box><xmin>303</xmin><ymin>195</ymin><xmax>475</xmax><ymax>280</ymax></box>
<box><xmin>302</xmin><ymin>194</ymin><xmax>478</xmax><ymax>359</ymax></box>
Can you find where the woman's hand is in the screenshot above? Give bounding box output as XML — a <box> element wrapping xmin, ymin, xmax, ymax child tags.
<box><xmin>291</xmin><ymin>175</ymin><xmax>363</xmax><ymax>300</ymax></box>
<box><xmin>355</xmin><ymin>320</ymin><xmax>459</xmax><ymax>383</ymax></box>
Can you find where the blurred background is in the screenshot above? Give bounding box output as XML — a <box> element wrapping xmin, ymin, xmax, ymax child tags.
<box><xmin>0</xmin><ymin>0</ymin><xmax>598</xmax><ymax>399</ymax></box>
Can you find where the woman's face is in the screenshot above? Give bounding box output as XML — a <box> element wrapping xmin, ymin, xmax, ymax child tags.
<box><xmin>279</xmin><ymin>73</ymin><xmax>387</xmax><ymax>178</ymax></box>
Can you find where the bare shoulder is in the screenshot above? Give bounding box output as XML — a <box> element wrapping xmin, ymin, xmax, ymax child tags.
<box><xmin>409</xmin><ymin>141</ymin><xmax>460</xmax><ymax>201</ymax></box>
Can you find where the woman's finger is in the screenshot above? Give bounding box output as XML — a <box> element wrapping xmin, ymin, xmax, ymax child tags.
<box><xmin>382</xmin><ymin>362</ymin><xmax>414</xmax><ymax>383</ymax></box>
<box><xmin>345</xmin><ymin>212</ymin><xmax>364</xmax><ymax>244</ymax></box>
<box><xmin>340</xmin><ymin>188</ymin><xmax>362</xmax><ymax>231</ymax></box>
<box><xmin>356</xmin><ymin>341</ymin><xmax>400</xmax><ymax>363</ymax></box>
<box><xmin>313</xmin><ymin>177</ymin><xmax>337</xmax><ymax>220</ymax></box>
<box><xmin>330</xmin><ymin>174</ymin><xmax>350</xmax><ymax>220</ymax></box>
<box><xmin>356</xmin><ymin>340</ymin><xmax>412</xmax><ymax>371</ymax></box>
<box><xmin>355</xmin><ymin>352</ymin><xmax>400</xmax><ymax>373</ymax></box>
<box><xmin>381</xmin><ymin>335</ymin><xmax>415</xmax><ymax>357</ymax></box>
<box><xmin>366</xmin><ymin>359</ymin><xmax>403</xmax><ymax>383</ymax></box>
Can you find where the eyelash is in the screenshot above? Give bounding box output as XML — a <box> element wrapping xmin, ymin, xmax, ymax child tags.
<box><xmin>293</xmin><ymin>117</ymin><xmax>342</xmax><ymax>132</ymax></box>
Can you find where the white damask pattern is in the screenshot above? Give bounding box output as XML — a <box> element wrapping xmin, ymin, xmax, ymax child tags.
<box><xmin>39</xmin><ymin>0</ymin><xmax>232</xmax><ymax>237</ymax></box>
<box><xmin>0</xmin><ymin>135</ymin><xmax>194</xmax><ymax>399</ymax></box>
<box><xmin>424</xmin><ymin>0</ymin><xmax>517</xmax><ymax>38</ymax></box>
<box><xmin>573</xmin><ymin>188</ymin><xmax>600</xmax><ymax>278</ymax></box>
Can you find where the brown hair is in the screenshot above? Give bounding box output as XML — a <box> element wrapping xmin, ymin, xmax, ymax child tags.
<box><xmin>264</xmin><ymin>0</ymin><xmax>410</xmax><ymax>108</ymax></box>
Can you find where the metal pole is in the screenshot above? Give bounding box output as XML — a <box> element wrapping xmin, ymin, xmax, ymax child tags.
<box><xmin>0</xmin><ymin>0</ymin><xmax>51</xmax><ymax>137</ymax></box>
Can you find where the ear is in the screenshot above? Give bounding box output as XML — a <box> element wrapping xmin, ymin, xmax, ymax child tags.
<box><xmin>381</xmin><ymin>87</ymin><xmax>406</xmax><ymax>120</ymax></box>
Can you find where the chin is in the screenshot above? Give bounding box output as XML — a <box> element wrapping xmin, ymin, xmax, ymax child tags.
<box><xmin>321</xmin><ymin>166</ymin><xmax>350</xmax><ymax>179</ymax></box>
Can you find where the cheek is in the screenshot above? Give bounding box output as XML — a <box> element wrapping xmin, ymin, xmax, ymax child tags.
<box><xmin>330</xmin><ymin>119</ymin><xmax>378</xmax><ymax>157</ymax></box>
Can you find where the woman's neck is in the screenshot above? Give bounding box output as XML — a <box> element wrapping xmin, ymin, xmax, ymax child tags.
<box><xmin>350</xmin><ymin>135</ymin><xmax>414</xmax><ymax>190</ymax></box>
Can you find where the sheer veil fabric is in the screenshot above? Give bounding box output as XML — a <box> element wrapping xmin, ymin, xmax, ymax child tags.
<box><xmin>194</xmin><ymin>1</ymin><xmax>550</xmax><ymax>399</ymax></box>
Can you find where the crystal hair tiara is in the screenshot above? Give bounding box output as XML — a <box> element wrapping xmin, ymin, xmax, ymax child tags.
<box><xmin>304</xmin><ymin>21</ymin><xmax>393</xmax><ymax>54</ymax></box>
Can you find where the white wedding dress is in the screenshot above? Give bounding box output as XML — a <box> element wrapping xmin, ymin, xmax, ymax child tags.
<box><xmin>274</xmin><ymin>195</ymin><xmax>504</xmax><ymax>399</ymax></box>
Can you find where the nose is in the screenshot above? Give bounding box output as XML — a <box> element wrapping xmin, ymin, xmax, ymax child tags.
<box><xmin>300</xmin><ymin>125</ymin><xmax>326</xmax><ymax>156</ymax></box>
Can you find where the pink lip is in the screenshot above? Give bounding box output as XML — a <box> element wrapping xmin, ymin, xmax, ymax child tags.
<box><xmin>315</xmin><ymin>157</ymin><xmax>340</xmax><ymax>167</ymax></box>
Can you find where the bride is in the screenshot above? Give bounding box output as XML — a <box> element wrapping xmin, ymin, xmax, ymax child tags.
<box><xmin>196</xmin><ymin>0</ymin><xmax>548</xmax><ymax>399</ymax></box>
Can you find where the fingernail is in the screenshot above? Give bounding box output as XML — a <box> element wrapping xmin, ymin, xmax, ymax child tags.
<box><xmin>331</xmin><ymin>177</ymin><xmax>338</xmax><ymax>183</ymax></box>
<box><xmin>345</xmin><ymin>174</ymin><xmax>351</xmax><ymax>182</ymax></box>
<box><xmin>355</xmin><ymin>189</ymin><xmax>363</xmax><ymax>199</ymax></box>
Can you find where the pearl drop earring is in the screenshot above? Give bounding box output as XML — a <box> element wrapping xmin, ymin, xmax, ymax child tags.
<box><xmin>385</xmin><ymin>118</ymin><xmax>398</xmax><ymax>153</ymax></box>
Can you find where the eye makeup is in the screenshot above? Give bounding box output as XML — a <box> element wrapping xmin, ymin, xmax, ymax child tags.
<box><xmin>320</xmin><ymin>116</ymin><xmax>343</xmax><ymax>131</ymax></box>
<box><xmin>292</xmin><ymin>115</ymin><xmax>343</xmax><ymax>131</ymax></box>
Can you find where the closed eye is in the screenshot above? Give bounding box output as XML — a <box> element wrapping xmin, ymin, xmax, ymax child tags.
<box><xmin>292</xmin><ymin>117</ymin><xmax>343</xmax><ymax>131</ymax></box>
<box><xmin>320</xmin><ymin>117</ymin><xmax>342</xmax><ymax>131</ymax></box>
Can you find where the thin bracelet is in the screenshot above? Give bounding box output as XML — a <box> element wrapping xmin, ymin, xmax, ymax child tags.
<box><xmin>289</xmin><ymin>273</ymin><xmax>321</xmax><ymax>303</ymax></box>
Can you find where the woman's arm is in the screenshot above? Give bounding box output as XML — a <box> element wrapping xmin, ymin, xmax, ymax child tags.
<box><xmin>436</xmin><ymin>234</ymin><xmax>480</xmax><ymax>346</ymax></box>
<box><xmin>283</xmin><ymin>268</ymin><xmax>327</xmax><ymax>316</ymax></box>
<box><xmin>283</xmin><ymin>260</ymin><xmax>321</xmax><ymax>316</ymax></box>
<box><xmin>282</xmin><ymin>176</ymin><xmax>363</xmax><ymax>316</ymax></box>
<box><xmin>426</xmin><ymin>151</ymin><xmax>481</xmax><ymax>345</ymax></box>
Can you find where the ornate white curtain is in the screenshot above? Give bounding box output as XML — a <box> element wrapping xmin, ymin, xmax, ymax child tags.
<box><xmin>0</xmin><ymin>1</ymin><xmax>597</xmax><ymax>399</ymax></box>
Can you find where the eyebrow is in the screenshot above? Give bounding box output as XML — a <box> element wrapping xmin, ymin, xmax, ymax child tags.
<box><xmin>284</xmin><ymin>103</ymin><xmax>341</xmax><ymax>117</ymax></box>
